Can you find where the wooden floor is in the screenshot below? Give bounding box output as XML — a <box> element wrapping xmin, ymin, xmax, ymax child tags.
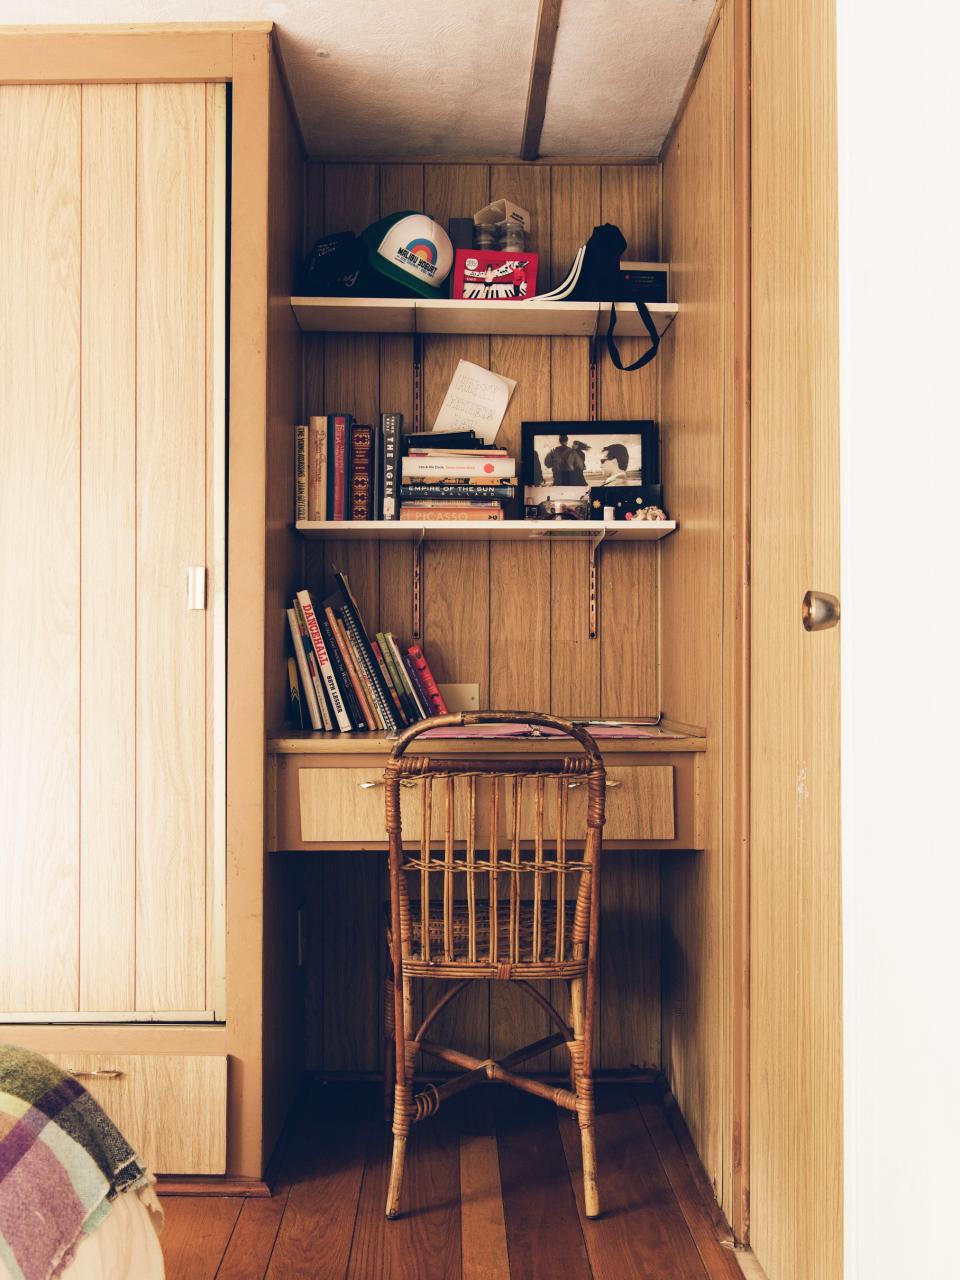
<box><xmin>159</xmin><ymin>1082</ymin><xmax>744</xmax><ymax>1280</ymax></box>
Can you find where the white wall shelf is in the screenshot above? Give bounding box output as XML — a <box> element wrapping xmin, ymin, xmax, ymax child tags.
<box><xmin>294</xmin><ymin>519</ymin><xmax>677</xmax><ymax>542</ymax></box>
<box><xmin>290</xmin><ymin>296</ymin><xmax>678</xmax><ymax>339</ymax></box>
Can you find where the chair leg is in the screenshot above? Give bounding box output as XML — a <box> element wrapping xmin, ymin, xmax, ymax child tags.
<box><xmin>383</xmin><ymin>970</ymin><xmax>396</xmax><ymax>1123</ymax></box>
<box><xmin>569</xmin><ymin>976</ymin><xmax>600</xmax><ymax>1218</ymax></box>
<box><xmin>386</xmin><ymin>1088</ymin><xmax>411</xmax><ymax>1218</ymax></box>
<box><xmin>386</xmin><ymin>969</ymin><xmax>415</xmax><ymax>1218</ymax></box>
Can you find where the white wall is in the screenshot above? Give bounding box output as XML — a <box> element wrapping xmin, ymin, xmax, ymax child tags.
<box><xmin>838</xmin><ymin>3</ymin><xmax>960</xmax><ymax>1275</ymax></box>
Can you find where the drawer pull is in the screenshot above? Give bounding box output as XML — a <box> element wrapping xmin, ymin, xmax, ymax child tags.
<box><xmin>568</xmin><ymin>778</ymin><xmax>622</xmax><ymax>790</ymax></box>
<box><xmin>358</xmin><ymin>779</ymin><xmax>416</xmax><ymax>790</ymax></box>
<box><xmin>68</xmin><ymin>1069</ymin><xmax>124</xmax><ymax>1080</ymax></box>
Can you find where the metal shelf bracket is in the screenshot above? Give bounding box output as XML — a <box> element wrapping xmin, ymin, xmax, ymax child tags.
<box><xmin>589</xmin><ymin>528</ymin><xmax>606</xmax><ymax>639</ymax></box>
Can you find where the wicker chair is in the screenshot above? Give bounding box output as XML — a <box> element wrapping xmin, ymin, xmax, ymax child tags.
<box><xmin>382</xmin><ymin>710</ymin><xmax>606</xmax><ymax>1219</ymax></box>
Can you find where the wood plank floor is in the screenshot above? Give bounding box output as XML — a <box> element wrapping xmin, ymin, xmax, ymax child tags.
<box><xmin>159</xmin><ymin>1083</ymin><xmax>744</xmax><ymax>1280</ymax></box>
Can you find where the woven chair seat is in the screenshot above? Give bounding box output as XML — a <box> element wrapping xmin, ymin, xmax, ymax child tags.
<box><xmin>386</xmin><ymin>898</ymin><xmax>585</xmax><ymax>979</ymax></box>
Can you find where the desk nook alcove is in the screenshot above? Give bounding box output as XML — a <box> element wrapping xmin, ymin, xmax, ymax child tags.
<box><xmin>1</xmin><ymin>6</ymin><xmax>843</xmax><ymax>1279</ymax></box>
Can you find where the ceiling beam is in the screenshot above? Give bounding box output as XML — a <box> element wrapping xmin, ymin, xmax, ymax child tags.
<box><xmin>520</xmin><ymin>0</ymin><xmax>563</xmax><ymax>161</ymax></box>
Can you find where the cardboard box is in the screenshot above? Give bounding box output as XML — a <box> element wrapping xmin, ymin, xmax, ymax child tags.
<box><xmin>452</xmin><ymin>249</ymin><xmax>538</xmax><ymax>301</ymax></box>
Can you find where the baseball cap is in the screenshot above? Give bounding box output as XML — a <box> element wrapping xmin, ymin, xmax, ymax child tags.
<box><xmin>361</xmin><ymin>212</ymin><xmax>454</xmax><ymax>298</ymax></box>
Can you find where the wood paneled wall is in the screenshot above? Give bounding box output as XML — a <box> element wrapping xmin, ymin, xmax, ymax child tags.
<box><xmin>750</xmin><ymin>0</ymin><xmax>843</xmax><ymax>1274</ymax></box>
<box><xmin>298</xmin><ymin>160</ymin><xmax>664</xmax><ymax>1074</ymax></box>
<box><xmin>659</xmin><ymin>8</ymin><xmax>737</xmax><ymax>1222</ymax></box>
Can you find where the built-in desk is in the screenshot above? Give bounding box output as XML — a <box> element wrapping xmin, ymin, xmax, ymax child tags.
<box><xmin>266</xmin><ymin>729</ymin><xmax>706</xmax><ymax>853</ymax></box>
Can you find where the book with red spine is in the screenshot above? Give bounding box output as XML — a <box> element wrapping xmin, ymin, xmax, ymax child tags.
<box><xmin>296</xmin><ymin>589</ymin><xmax>352</xmax><ymax>730</ymax></box>
<box><xmin>327</xmin><ymin>414</ymin><xmax>352</xmax><ymax>520</ymax></box>
<box><xmin>406</xmin><ymin>643</ymin><xmax>448</xmax><ymax>715</ymax></box>
<box><xmin>349</xmin><ymin>422</ymin><xmax>373</xmax><ymax>520</ymax></box>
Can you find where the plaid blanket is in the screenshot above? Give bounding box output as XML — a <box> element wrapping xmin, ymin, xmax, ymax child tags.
<box><xmin>0</xmin><ymin>1045</ymin><xmax>149</xmax><ymax>1280</ymax></box>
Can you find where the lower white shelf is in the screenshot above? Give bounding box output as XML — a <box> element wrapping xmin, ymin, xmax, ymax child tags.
<box><xmin>294</xmin><ymin>519</ymin><xmax>677</xmax><ymax>542</ymax></box>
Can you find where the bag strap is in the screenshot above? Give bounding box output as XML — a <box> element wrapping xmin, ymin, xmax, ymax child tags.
<box><xmin>605</xmin><ymin>300</ymin><xmax>660</xmax><ymax>371</ymax></box>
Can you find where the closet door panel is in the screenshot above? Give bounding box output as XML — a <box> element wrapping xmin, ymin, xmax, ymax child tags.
<box><xmin>0</xmin><ymin>85</ymin><xmax>82</xmax><ymax>1013</ymax></box>
<box><xmin>79</xmin><ymin>85</ymin><xmax>138</xmax><ymax>1013</ymax></box>
<box><xmin>135</xmin><ymin>83</ymin><xmax>208</xmax><ymax>1012</ymax></box>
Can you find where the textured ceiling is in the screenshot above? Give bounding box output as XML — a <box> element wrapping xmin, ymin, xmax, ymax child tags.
<box><xmin>1</xmin><ymin>0</ymin><xmax>716</xmax><ymax>159</ymax></box>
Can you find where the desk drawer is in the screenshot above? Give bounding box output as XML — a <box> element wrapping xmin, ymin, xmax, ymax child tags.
<box><xmin>47</xmin><ymin>1052</ymin><xmax>226</xmax><ymax>1174</ymax></box>
<box><xmin>294</xmin><ymin>763</ymin><xmax>675</xmax><ymax>845</ymax></box>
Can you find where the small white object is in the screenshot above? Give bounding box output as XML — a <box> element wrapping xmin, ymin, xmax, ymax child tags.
<box><xmin>187</xmin><ymin>566</ymin><xmax>207</xmax><ymax>610</ymax></box>
<box><xmin>603</xmin><ymin>506</ymin><xmax>616</xmax><ymax>522</ymax></box>
<box><xmin>432</xmin><ymin>359</ymin><xmax>517</xmax><ymax>444</ymax></box>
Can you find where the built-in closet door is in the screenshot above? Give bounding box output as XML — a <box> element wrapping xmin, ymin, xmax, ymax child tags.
<box><xmin>0</xmin><ymin>82</ymin><xmax>226</xmax><ymax>1020</ymax></box>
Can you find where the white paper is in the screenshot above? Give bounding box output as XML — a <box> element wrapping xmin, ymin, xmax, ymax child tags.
<box><xmin>431</xmin><ymin>359</ymin><xmax>517</xmax><ymax>444</ymax></box>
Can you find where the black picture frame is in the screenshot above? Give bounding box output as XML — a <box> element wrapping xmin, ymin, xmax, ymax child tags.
<box><xmin>520</xmin><ymin>421</ymin><xmax>660</xmax><ymax>505</ymax></box>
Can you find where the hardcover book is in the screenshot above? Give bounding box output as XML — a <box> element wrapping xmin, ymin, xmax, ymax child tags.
<box><xmin>349</xmin><ymin>422</ymin><xmax>373</xmax><ymax>520</ymax></box>
<box><xmin>381</xmin><ymin>412</ymin><xmax>402</xmax><ymax>520</ymax></box>
<box><xmin>327</xmin><ymin>414</ymin><xmax>352</xmax><ymax>521</ymax></box>
<box><xmin>295</xmin><ymin>424</ymin><xmax>308</xmax><ymax>521</ymax></box>
<box><xmin>296</xmin><ymin>589</ymin><xmax>352</xmax><ymax>731</ymax></box>
<box><xmin>308</xmin><ymin>414</ymin><xmax>327</xmax><ymax>520</ymax></box>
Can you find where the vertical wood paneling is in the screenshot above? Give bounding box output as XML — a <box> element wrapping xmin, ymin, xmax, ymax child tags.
<box><xmin>659</xmin><ymin>10</ymin><xmax>735</xmax><ymax>1220</ymax></box>
<box><xmin>0</xmin><ymin>85</ymin><xmax>82</xmax><ymax>1013</ymax></box>
<box><xmin>135</xmin><ymin>83</ymin><xmax>207</xmax><ymax>1012</ymax></box>
<box><xmin>79</xmin><ymin>84</ymin><xmax>137</xmax><ymax>1011</ymax></box>
<box><xmin>598</xmin><ymin>165</ymin><xmax>660</xmax><ymax>719</ymax></box>
<box><xmin>751</xmin><ymin>0</ymin><xmax>843</xmax><ymax>1273</ymax></box>
<box><xmin>549</xmin><ymin>166</ymin><xmax>601</xmax><ymax>719</ymax></box>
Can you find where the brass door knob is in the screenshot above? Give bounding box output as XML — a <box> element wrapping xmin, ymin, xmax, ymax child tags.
<box><xmin>802</xmin><ymin>590</ymin><xmax>840</xmax><ymax>631</ymax></box>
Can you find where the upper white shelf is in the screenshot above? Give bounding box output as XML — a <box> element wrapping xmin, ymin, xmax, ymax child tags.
<box><xmin>290</xmin><ymin>297</ymin><xmax>678</xmax><ymax>340</ymax></box>
<box><xmin>294</xmin><ymin>519</ymin><xmax>677</xmax><ymax>542</ymax></box>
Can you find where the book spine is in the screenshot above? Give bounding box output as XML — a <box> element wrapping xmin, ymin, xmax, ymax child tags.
<box><xmin>386</xmin><ymin>633</ymin><xmax>426</xmax><ymax>719</ymax></box>
<box><xmin>330</xmin><ymin>414</ymin><xmax>351</xmax><ymax>520</ymax></box>
<box><xmin>381</xmin><ymin>412</ymin><xmax>402</xmax><ymax>520</ymax></box>
<box><xmin>287</xmin><ymin>607</ymin><xmax>323</xmax><ymax>731</ymax></box>
<box><xmin>400</xmin><ymin>483</ymin><xmax>514</xmax><ymax>501</ymax></box>
<box><xmin>377</xmin><ymin>632</ymin><xmax>416</xmax><ymax>722</ymax></box>
<box><xmin>318</xmin><ymin>608</ymin><xmax>363</xmax><ymax>730</ymax></box>
<box><xmin>339</xmin><ymin>607</ymin><xmax>398</xmax><ymax>734</ymax></box>
<box><xmin>333</xmin><ymin>572</ymin><xmax>401</xmax><ymax>734</ymax></box>
<box><xmin>308</xmin><ymin>415</ymin><xmax>327</xmax><ymax>520</ymax></box>
<box><xmin>329</xmin><ymin>608</ymin><xmax>378</xmax><ymax>730</ymax></box>
<box><xmin>349</xmin><ymin>423</ymin><xmax>373</xmax><ymax>520</ymax></box>
<box><xmin>293</xmin><ymin>599</ymin><xmax>332</xmax><ymax>731</ymax></box>
<box><xmin>408</xmin><ymin>644</ymin><xmax>449</xmax><ymax>715</ymax></box>
<box><xmin>403</xmin><ymin>652</ymin><xmax>434</xmax><ymax>719</ymax></box>
<box><xmin>401</xmin><ymin>456</ymin><xmax>515</xmax><ymax>479</ymax></box>
<box><xmin>297</xmin><ymin>590</ymin><xmax>352</xmax><ymax>731</ymax></box>
<box><xmin>295</xmin><ymin>424</ymin><xmax>308</xmax><ymax>521</ymax></box>
<box><xmin>287</xmin><ymin>657</ymin><xmax>304</xmax><ymax>729</ymax></box>
<box><xmin>399</xmin><ymin>507</ymin><xmax>504</xmax><ymax>521</ymax></box>
<box><xmin>371</xmin><ymin>637</ymin><xmax>408</xmax><ymax>725</ymax></box>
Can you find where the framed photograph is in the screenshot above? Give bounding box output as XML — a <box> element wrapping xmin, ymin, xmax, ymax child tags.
<box><xmin>520</xmin><ymin>421</ymin><xmax>659</xmax><ymax>516</ymax></box>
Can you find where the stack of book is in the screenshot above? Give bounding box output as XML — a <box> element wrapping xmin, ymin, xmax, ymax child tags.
<box><xmin>285</xmin><ymin>569</ymin><xmax>448</xmax><ymax>733</ymax></box>
<box><xmin>295</xmin><ymin>417</ymin><xmax>518</xmax><ymax>523</ymax></box>
<box><xmin>399</xmin><ymin>430</ymin><xmax>516</xmax><ymax>522</ymax></box>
